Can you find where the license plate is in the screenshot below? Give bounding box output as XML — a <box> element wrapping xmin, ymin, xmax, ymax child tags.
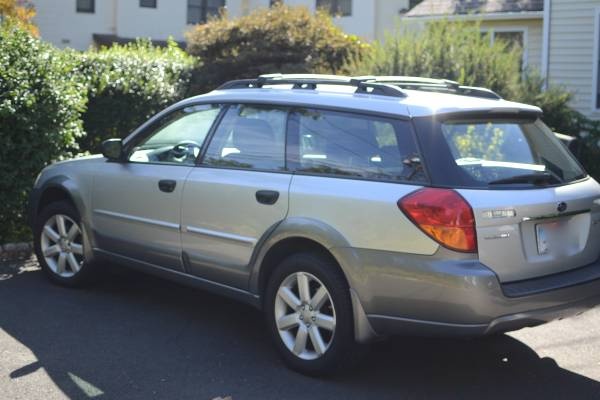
<box><xmin>536</xmin><ymin>221</ymin><xmax>564</xmax><ymax>255</ymax></box>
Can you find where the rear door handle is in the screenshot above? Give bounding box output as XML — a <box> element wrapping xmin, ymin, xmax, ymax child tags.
<box><xmin>256</xmin><ymin>190</ymin><xmax>279</xmax><ymax>205</ymax></box>
<box><xmin>158</xmin><ymin>179</ymin><xmax>177</xmax><ymax>193</ymax></box>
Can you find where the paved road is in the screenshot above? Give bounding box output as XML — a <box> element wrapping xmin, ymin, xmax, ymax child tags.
<box><xmin>2</xmin><ymin>259</ymin><xmax>600</xmax><ymax>400</ymax></box>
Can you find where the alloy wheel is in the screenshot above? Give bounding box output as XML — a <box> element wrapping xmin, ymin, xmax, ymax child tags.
<box><xmin>40</xmin><ymin>214</ymin><xmax>84</xmax><ymax>278</ymax></box>
<box><xmin>274</xmin><ymin>271</ymin><xmax>337</xmax><ymax>360</ymax></box>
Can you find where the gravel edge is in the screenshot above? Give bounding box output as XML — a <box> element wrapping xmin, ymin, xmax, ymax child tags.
<box><xmin>0</xmin><ymin>242</ymin><xmax>34</xmax><ymax>263</ymax></box>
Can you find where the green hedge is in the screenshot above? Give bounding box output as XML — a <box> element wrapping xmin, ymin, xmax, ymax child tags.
<box><xmin>0</xmin><ymin>26</ymin><xmax>195</xmax><ymax>242</ymax></box>
<box><xmin>75</xmin><ymin>40</ymin><xmax>196</xmax><ymax>153</ymax></box>
<box><xmin>0</xmin><ymin>22</ymin><xmax>86</xmax><ymax>242</ymax></box>
<box><xmin>185</xmin><ymin>4</ymin><xmax>369</xmax><ymax>93</ymax></box>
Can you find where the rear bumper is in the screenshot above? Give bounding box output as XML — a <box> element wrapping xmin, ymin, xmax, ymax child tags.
<box><xmin>367</xmin><ymin>292</ymin><xmax>600</xmax><ymax>337</ymax></box>
<box><xmin>332</xmin><ymin>247</ymin><xmax>600</xmax><ymax>338</ymax></box>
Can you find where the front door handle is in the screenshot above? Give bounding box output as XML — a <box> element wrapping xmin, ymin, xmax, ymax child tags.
<box><xmin>256</xmin><ymin>190</ymin><xmax>279</xmax><ymax>205</ymax></box>
<box><xmin>158</xmin><ymin>179</ymin><xmax>177</xmax><ymax>193</ymax></box>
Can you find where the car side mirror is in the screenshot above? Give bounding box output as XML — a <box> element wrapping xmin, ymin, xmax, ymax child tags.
<box><xmin>101</xmin><ymin>138</ymin><xmax>123</xmax><ymax>161</ymax></box>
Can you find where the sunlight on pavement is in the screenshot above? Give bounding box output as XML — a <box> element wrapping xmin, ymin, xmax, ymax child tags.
<box><xmin>67</xmin><ymin>372</ymin><xmax>104</xmax><ymax>398</ymax></box>
<box><xmin>510</xmin><ymin>308</ymin><xmax>600</xmax><ymax>380</ymax></box>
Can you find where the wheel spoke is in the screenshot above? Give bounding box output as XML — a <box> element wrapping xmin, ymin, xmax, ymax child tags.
<box><xmin>43</xmin><ymin>244</ymin><xmax>61</xmax><ymax>257</ymax></box>
<box><xmin>67</xmin><ymin>223</ymin><xmax>80</xmax><ymax>241</ymax></box>
<box><xmin>278</xmin><ymin>286</ymin><xmax>301</xmax><ymax>309</ymax></box>
<box><xmin>293</xmin><ymin>324</ymin><xmax>308</xmax><ymax>355</ymax></box>
<box><xmin>67</xmin><ymin>253</ymin><xmax>80</xmax><ymax>273</ymax></box>
<box><xmin>43</xmin><ymin>226</ymin><xmax>60</xmax><ymax>242</ymax></box>
<box><xmin>297</xmin><ymin>273</ymin><xmax>311</xmax><ymax>303</ymax></box>
<box><xmin>277</xmin><ymin>313</ymin><xmax>299</xmax><ymax>331</ymax></box>
<box><xmin>56</xmin><ymin>253</ymin><xmax>67</xmax><ymax>274</ymax></box>
<box><xmin>310</xmin><ymin>286</ymin><xmax>328</xmax><ymax>311</ymax></box>
<box><xmin>56</xmin><ymin>215</ymin><xmax>67</xmax><ymax>237</ymax></box>
<box><xmin>70</xmin><ymin>243</ymin><xmax>83</xmax><ymax>255</ymax></box>
<box><xmin>308</xmin><ymin>325</ymin><xmax>327</xmax><ymax>355</ymax></box>
<box><xmin>314</xmin><ymin>313</ymin><xmax>335</xmax><ymax>331</ymax></box>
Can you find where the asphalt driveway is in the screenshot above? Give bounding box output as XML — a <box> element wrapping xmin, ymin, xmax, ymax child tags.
<box><xmin>2</xmin><ymin>258</ymin><xmax>600</xmax><ymax>400</ymax></box>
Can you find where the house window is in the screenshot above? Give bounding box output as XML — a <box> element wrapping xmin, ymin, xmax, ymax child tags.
<box><xmin>316</xmin><ymin>0</ymin><xmax>352</xmax><ymax>16</ymax></box>
<box><xmin>140</xmin><ymin>0</ymin><xmax>157</xmax><ymax>8</ymax></box>
<box><xmin>76</xmin><ymin>0</ymin><xmax>95</xmax><ymax>13</ymax></box>
<box><xmin>187</xmin><ymin>0</ymin><xmax>225</xmax><ymax>24</ymax></box>
<box><xmin>409</xmin><ymin>0</ymin><xmax>423</xmax><ymax>9</ymax></box>
<box><xmin>485</xmin><ymin>28</ymin><xmax>527</xmax><ymax>69</ymax></box>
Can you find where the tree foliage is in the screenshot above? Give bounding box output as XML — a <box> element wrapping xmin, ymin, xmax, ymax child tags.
<box><xmin>185</xmin><ymin>4</ymin><xmax>369</xmax><ymax>93</ymax></box>
<box><xmin>349</xmin><ymin>19</ymin><xmax>522</xmax><ymax>98</ymax></box>
<box><xmin>0</xmin><ymin>0</ymin><xmax>38</xmax><ymax>36</ymax></box>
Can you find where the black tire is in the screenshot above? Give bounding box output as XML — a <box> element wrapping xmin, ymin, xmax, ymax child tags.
<box><xmin>264</xmin><ymin>252</ymin><xmax>358</xmax><ymax>376</ymax></box>
<box><xmin>33</xmin><ymin>200</ymin><xmax>96</xmax><ymax>287</ymax></box>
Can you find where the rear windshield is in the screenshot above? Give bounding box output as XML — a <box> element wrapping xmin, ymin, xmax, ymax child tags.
<box><xmin>420</xmin><ymin>118</ymin><xmax>586</xmax><ymax>188</ymax></box>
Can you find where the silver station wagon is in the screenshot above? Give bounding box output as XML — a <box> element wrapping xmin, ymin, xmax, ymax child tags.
<box><xmin>29</xmin><ymin>74</ymin><xmax>600</xmax><ymax>375</ymax></box>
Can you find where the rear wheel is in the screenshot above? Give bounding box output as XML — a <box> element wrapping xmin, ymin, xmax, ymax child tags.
<box><xmin>265</xmin><ymin>252</ymin><xmax>357</xmax><ymax>376</ymax></box>
<box><xmin>34</xmin><ymin>201</ymin><xmax>96</xmax><ymax>287</ymax></box>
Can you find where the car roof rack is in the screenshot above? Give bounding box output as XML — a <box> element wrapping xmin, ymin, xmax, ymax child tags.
<box><xmin>217</xmin><ymin>73</ymin><xmax>502</xmax><ymax>100</ymax></box>
<box><xmin>217</xmin><ymin>73</ymin><xmax>407</xmax><ymax>98</ymax></box>
<box><xmin>356</xmin><ymin>76</ymin><xmax>502</xmax><ymax>100</ymax></box>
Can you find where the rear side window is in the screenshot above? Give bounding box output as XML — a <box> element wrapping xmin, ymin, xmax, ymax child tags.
<box><xmin>420</xmin><ymin>118</ymin><xmax>586</xmax><ymax>188</ymax></box>
<box><xmin>288</xmin><ymin>109</ymin><xmax>426</xmax><ymax>183</ymax></box>
<box><xmin>202</xmin><ymin>104</ymin><xmax>287</xmax><ymax>171</ymax></box>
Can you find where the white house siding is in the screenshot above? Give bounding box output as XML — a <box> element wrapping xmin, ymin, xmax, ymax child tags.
<box><xmin>32</xmin><ymin>0</ymin><xmax>114</xmax><ymax>50</ymax></box>
<box><xmin>548</xmin><ymin>0</ymin><xmax>600</xmax><ymax>119</ymax></box>
<box><xmin>32</xmin><ymin>0</ymin><xmax>408</xmax><ymax>50</ymax></box>
<box><xmin>480</xmin><ymin>18</ymin><xmax>543</xmax><ymax>72</ymax></box>
<box><xmin>375</xmin><ymin>0</ymin><xmax>409</xmax><ymax>40</ymax></box>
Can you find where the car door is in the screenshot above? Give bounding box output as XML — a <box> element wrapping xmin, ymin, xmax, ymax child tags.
<box><xmin>181</xmin><ymin>104</ymin><xmax>292</xmax><ymax>289</ymax></box>
<box><xmin>92</xmin><ymin>104</ymin><xmax>222</xmax><ymax>271</ymax></box>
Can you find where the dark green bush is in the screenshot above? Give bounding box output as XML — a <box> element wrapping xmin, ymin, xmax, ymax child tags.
<box><xmin>75</xmin><ymin>40</ymin><xmax>196</xmax><ymax>152</ymax></box>
<box><xmin>0</xmin><ymin>22</ymin><xmax>86</xmax><ymax>243</ymax></box>
<box><xmin>185</xmin><ymin>4</ymin><xmax>369</xmax><ymax>93</ymax></box>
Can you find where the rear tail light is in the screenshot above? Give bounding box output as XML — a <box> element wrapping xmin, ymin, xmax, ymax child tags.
<box><xmin>398</xmin><ymin>188</ymin><xmax>477</xmax><ymax>253</ymax></box>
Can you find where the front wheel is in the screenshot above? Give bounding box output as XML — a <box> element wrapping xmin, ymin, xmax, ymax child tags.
<box><xmin>34</xmin><ymin>201</ymin><xmax>96</xmax><ymax>287</ymax></box>
<box><xmin>265</xmin><ymin>252</ymin><xmax>357</xmax><ymax>376</ymax></box>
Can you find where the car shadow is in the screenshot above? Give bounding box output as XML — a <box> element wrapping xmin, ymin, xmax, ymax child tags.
<box><xmin>1</xmin><ymin>258</ymin><xmax>600</xmax><ymax>400</ymax></box>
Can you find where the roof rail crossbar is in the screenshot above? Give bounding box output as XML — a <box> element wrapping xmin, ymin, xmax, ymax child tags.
<box><xmin>216</xmin><ymin>74</ymin><xmax>407</xmax><ymax>98</ymax></box>
<box><xmin>358</xmin><ymin>76</ymin><xmax>502</xmax><ymax>100</ymax></box>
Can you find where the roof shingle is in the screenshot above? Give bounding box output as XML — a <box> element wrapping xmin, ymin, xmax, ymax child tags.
<box><xmin>405</xmin><ymin>0</ymin><xmax>544</xmax><ymax>17</ymax></box>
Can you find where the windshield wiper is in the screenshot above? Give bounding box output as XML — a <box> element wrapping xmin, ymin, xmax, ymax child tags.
<box><xmin>488</xmin><ymin>172</ymin><xmax>562</xmax><ymax>186</ymax></box>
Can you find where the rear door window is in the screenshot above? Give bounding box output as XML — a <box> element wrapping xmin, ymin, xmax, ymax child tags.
<box><xmin>427</xmin><ymin>118</ymin><xmax>586</xmax><ymax>188</ymax></box>
<box><xmin>288</xmin><ymin>108</ymin><xmax>426</xmax><ymax>183</ymax></box>
<box><xmin>202</xmin><ymin>104</ymin><xmax>287</xmax><ymax>171</ymax></box>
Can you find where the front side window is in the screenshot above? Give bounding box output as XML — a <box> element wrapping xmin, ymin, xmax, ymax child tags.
<box><xmin>187</xmin><ymin>0</ymin><xmax>225</xmax><ymax>24</ymax></box>
<box><xmin>203</xmin><ymin>105</ymin><xmax>287</xmax><ymax>171</ymax></box>
<box><xmin>316</xmin><ymin>0</ymin><xmax>352</xmax><ymax>16</ymax></box>
<box><xmin>432</xmin><ymin>119</ymin><xmax>586</xmax><ymax>187</ymax></box>
<box><xmin>288</xmin><ymin>109</ymin><xmax>426</xmax><ymax>182</ymax></box>
<box><xmin>129</xmin><ymin>104</ymin><xmax>221</xmax><ymax>165</ymax></box>
<box><xmin>76</xmin><ymin>0</ymin><xmax>95</xmax><ymax>13</ymax></box>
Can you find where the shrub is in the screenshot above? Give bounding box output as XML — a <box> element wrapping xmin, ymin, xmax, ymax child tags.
<box><xmin>74</xmin><ymin>40</ymin><xmax>196</xmax><ymax>152</ymax></box>
<box><xmin>348</xmin><ymin>19</ymin><xmax>522</xmax><ymax>99</ymax></box>
<box><xmin>185</xmin><ymin>4</ymin><xmax>369</xmax><ymax>93</ymax></box>
<box><xmin>0</xmin><ymin>22</ymin><xmax>86</xmax><ymax>242</ymax></box>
